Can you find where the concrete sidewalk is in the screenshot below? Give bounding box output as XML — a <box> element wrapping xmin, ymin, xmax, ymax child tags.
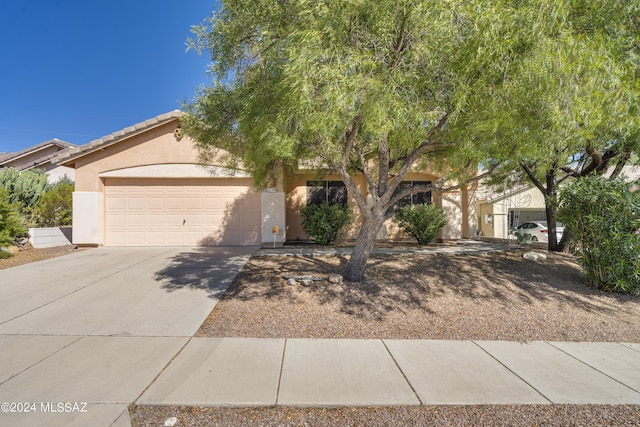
<box><xmin>137</xmin><ymin>338</ymin><xmax>640</xmax><ymax>407</ymax></box>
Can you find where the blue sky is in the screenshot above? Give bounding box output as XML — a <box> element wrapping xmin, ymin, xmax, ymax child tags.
<box><xmin>0</xmin><ymin>0</ymin><xmax>219</xmax><ymax>153</ymax></box>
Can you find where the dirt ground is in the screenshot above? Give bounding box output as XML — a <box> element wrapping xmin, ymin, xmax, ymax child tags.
<box><xmin>0</xmin><ymin>244</ymin><xmax>79</xmax><ymax>270</ymax></box>
<box><xmin>196</xmin><ymin>249</ymin><xmax>640</xmax><ymax>342</ymax></box>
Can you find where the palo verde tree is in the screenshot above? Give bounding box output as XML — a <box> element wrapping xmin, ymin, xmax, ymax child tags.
<box><xmin>480</xmin><ymin>0</ymin><xmax>640</xmax><ymax>251</ymax></box>
<box><xmin>184</xmin><ymin>0</ymin><xmax>581</xmax><ymax>281</ymax></box>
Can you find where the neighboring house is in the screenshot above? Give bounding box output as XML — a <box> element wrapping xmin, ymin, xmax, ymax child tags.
<box><xmin>477</xmin><ymin>165</ymin><xmax>640</xmax><ymax>240</ymax></box>
<box><xmin>55</xmin><ymin>111</ymin><xmax>477</xmax><ymax>247</ymax></box>
<box><xmin>0</xmin><ymin>139</ymin><xmax>76</xmax><ymax>183</ymax></box>
<box><xmin>476</xmin><ymin>184</ymin><xmax>547</xmax><ymax>240</ymax></box>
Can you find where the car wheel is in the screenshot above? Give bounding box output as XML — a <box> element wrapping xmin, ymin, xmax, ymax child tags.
<box><xmin>531</xmin><ymin>236</ymin><xmax>538</xmax><ymax>242</ymax></box>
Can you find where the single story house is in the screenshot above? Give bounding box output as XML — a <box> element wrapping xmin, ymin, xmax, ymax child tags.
<box><xmin>55</xmin><ymin>111</ymin><xmax>477</xmax><ymax>247</ymax></box>
<box><xmin>476</xmin><ymin>184</ymin><xmax>547</xmax><ymax>240</ymax></box>
<box><xmin>0</xmin><ymin>139</ymin><xmax>76</xmax><ymax>182</ymax></box>
<box><xmin>477</xmin><ymin>165</ymin><xmax>640</xmax><ymax>240</ymax></box>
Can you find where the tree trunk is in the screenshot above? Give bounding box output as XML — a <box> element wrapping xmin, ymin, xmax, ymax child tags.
<box><xmin>344</xmin><ymin>216</ymin><xmax>385</xmax><ymax>282</ymax></box>
<box><xmin>544</xmin><ymin>167</ymin><xmax>561</xmax><ymax>252</ymax></box>
<box><xmin>545</xmin><ymin>201</ymin><xmax>559</xmax><ymax>251</ymax></box>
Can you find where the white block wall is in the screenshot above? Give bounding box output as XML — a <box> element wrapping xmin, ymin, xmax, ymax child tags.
<box><xmin>29</xmin><ymin>226</ymin><xmax>73</xmax><ymax>248</ymax></box>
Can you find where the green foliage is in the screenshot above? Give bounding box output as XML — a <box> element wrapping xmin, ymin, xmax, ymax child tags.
<box><xmin>0</xmin><ymin>168</ymin><xmax>48</xmax><ymax>219</ymax></box>
<box><xmin>300</xmin><ymin>204</ymin><xmax>352</xmax><ymax>245</ymax></box>
<box><xmin>557</xmin><ymin>177</ymin><xmax>640</xmax><ymax>295</ymax></box>
<box><xmin>184</xmin><ymin>0</ymin><xmax>638</xmax><ymax>280</ymax></box>
<box><xmin>0</xmin><ymin>188</ymin><xmax>28</xmax><ymax>248</ymax></box>
<box><xmin>514</xmin><ymin>231</ymin><xmax>533</xmax><ymax>244</ymax></box>
<box><xmin>33</xmin><ymin>181</ymin><xmax>74</xmax><ymax>227</ymax></box>
<box><xmin>184</xmin><ymin>0</ymin><xmax>539</xmax><ymax>187</ymax></box>
<box><xmin>394</xmin><ymin>204</ymin><xmax>446</xmax><ymax>245</ymax></box>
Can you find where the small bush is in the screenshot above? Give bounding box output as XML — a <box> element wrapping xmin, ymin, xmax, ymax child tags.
<box><xmin>557</xmin><ymin>177</ymin><xmax>640</xmax><ymax>295</ymax></box>
<box><xmin>300</xmin><ymin>203</ymin><xmax>352</xmax><ymax>245</ymax></box>
<box><xmin>33</xmin><ymin>181</ymin><xmax>73</xmax><ymax>227</ymax></box>
<box><xmin>395</xmin><ymin>203</ymin><xmax>447</xmax><ymax>245</ymax></box>
<box><xmin>0</xmin><ymin>188</ymin><xmax>27</xmax><ymax>248</ymax></box>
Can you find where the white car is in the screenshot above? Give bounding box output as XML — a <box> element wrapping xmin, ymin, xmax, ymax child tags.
<box><xmin>514</xmin><ymin>221</ymin><xmax>565</xmax><ymax>243</ymax></box>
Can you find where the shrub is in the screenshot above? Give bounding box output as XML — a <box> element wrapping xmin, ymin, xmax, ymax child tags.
<box><xmin>0</xmin><ymin>188</ymin><xmax>28</xmax><ymax>248</ymax></box>
<box><xmin>33</xmin><ymin>181</ymin><xmax>74</xmax><ymax>227</ymax></box>
<box><xmin>0</xmin><ymin>168</ymin><xmax>47</xmax><ymax>214</ymax></box>
<box><xmin>300</xmin><ymin>203</ymin><xmax>352</xmax><ymax>245</ymax></box>
<box><xmin>395</xmin><ymin>203</ymin><xmax>447</xmax><ymax>245</ymax></box>
<box><xmin>557</xmin><ymin>176</ymin><xmax>640</xmax><ymax>295</ymax></box>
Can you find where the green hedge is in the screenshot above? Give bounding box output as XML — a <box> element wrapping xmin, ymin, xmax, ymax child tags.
<box><xmin>300</xmin><ymin>203</ymin><xmax>352</xmax><ymax>245</ymax></box>
<box><xmin>394</xmin><ymin>203</ymin><xmax>446</xmax><ymax>245</ymax></box>
<box><xmin>557</xmin><ymin>177</ymin><xmax>640</xmax><ymax>295</ymax></box>
<box><xmin>0</xmin><ymin>188</ymin><xmax>27</xmax><ymax>249</ymax></box>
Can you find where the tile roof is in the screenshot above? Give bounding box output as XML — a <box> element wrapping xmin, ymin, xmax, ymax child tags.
<box><xmin>0</xmin><ymin>139</ymin><xmax>76</xmax><ymax>170</ymax></box>
<box><xmin>55</xmin><ymin>110</ymin><xmax>183</xmax><ymax>165</ymax></box>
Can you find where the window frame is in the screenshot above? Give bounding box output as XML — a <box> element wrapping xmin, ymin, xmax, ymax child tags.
<box><xmin>306</xmin><ymin>180</ymin><xmax>348</xmax><ymax>207</ymax></box>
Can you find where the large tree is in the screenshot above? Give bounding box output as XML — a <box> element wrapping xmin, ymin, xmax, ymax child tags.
<box><xmin>481</xmin><ymin>0</ymin><xmax>640</xmax><ymax>251</ymax></box>
<box><xmin>184</xmin><ymin>0</ymin><xmax>594</xmax><ymax>281</ymax></box>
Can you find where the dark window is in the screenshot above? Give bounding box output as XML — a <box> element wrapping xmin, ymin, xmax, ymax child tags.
<box><xmin>389</xmin><ymin>181</ymin><xmax>432</xmax><ymax>213</ymax></box>
<box><xmin>306</xmin><ymin>181</ymin><xmax>347</xmax><ymax>206</ymax></box>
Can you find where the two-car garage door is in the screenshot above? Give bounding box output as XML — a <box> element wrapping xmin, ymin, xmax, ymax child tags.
<box><xmin>105</xmin><ymin>178</ymin><xmax>260</xmax><ymax>246</ymax></box>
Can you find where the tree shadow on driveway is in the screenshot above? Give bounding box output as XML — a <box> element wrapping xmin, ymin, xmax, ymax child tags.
<box><xmin>153</xmin><ymin>247</ymin><xmax>256</xmax><ymax>299</ymax></box>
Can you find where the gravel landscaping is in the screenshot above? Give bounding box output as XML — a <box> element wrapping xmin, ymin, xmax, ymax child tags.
<box><xmin>0</xmin><ymin>244</ymin><xmax>79</xmax><ymax>270</ymax></box>
<box><xmin>196</xmin><ymin>248</ymin><xmax>640</xmax><ymax>342</ymax></box>
<box><xmin>128</xmin><ymin>247</ymin><xmax>640</xmax><ymax>426</ymax></box>
<box><xmin>130</xmin><ymin>404</ymin><xmax>640</xmax><ymax>427</ymax></box>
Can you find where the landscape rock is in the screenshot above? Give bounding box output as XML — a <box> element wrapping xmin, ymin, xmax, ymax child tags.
<box><xmin>328</xmin><ymin>274</ymin><xmax>343</xmax><ymax>284</ymax></box>
<box><xmin>282</xmin><ymin>274</ymin><xmax>325</xmax><ymax>281</ymax></box>
<box><xmin>1</xmin><ymin>246</ymin><xmax>20</xmax><ymax>255</ymax></box>
<box><xmin>301</xmin><ymin>279</ymin><xmax>314</xmax><ymax>287</ymax></box>
<box><xmin>286</xmin><ymin>278</ymin><xmax>297</xmax><ymax>286</ymax></box>
<box><xmin>523</xmin><ymin>251</ymin><xmax>547</xmax><ymax>261</ymax></box>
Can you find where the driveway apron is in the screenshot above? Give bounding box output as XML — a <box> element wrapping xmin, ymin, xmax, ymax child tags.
<box><xmin>0</xmin><ymin>246</ymin><xmax>256</xmax><ymax>426</ymax></box>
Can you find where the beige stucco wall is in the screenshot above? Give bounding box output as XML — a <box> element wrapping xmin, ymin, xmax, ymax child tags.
<box><xmin>284</xmin><ymin>170</ymin><xmax>465</xmax><ymax>242</ymax></box>
<box><xmin>477</xmin><ymin>201</ymin><xmax>494</xmax><ymax>237</ymax></box>
<box><xmin>479</xmin><ymin>186</ymin><xmax>546</xmax><ymax>239</ymax></box>
<box><xmin>73</xmin><ymin>121</ymin><xmax>200</xmax><ymax>192</ymax></box>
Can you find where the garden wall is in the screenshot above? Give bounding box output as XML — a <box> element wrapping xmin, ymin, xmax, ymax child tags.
<box><xmin>28</xmin><ymin>226</ymin><xmax>73</xmax><ymax>248</ymax></box>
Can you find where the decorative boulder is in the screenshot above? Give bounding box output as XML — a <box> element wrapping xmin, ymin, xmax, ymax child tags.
<box><xmin>523</xmin><ymin>251</ymin><xmax>547</xmax><ymax>261</ymax></box>
<box><xmin>328</xmin><ymin>274</ymin><xmax>344</xmax><ymax>284</ymax></box>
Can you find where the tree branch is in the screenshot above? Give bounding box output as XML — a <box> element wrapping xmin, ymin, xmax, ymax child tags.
<box><xmin>521</xmin><ymin>162</ymin><xmax>547</xmax><ymax>195</ymax></box>
<box><xmin>355</xmin><ymin>145</ymin><xmax>379</xmax><ymax>201</ymax></box>
<box><xmin>386</xmin><ymin>109</ymin><xmax>453</xmax><ymax>203</ymax></box>
<box><xmin>389</xmin><ymin>7</ymin><xmax>408</xmax><ymax>70</ymax></box>
<box><xmin>340</xmin><ymin>115</ymin><xmax>363</xmax><ymax>170</ymax></box>
<box><xmin>378</xmin><ymin>134</ymin><xmax>390</xmax><ymax>197</ymax></box>
<box><xmin>580</xmin><ymin>143</ymin><xmax>602</xmax><ymax>176</ymax></box>
<box><xmin>609</xmin><ymin>150</ymin><xmax>631</xmax><ymax>179</ymax></box>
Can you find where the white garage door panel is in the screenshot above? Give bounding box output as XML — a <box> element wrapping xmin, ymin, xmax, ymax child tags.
<box><xmin>105</xmin><ymin>178</ymin><xmax>260</xmax><ymax>246</ymax></box>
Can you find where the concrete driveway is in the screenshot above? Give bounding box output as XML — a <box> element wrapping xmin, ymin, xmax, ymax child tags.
<box><xmin>0</xmin><ymin>246</ymin><xmax>257</xmax><ymax>426</ymax></box>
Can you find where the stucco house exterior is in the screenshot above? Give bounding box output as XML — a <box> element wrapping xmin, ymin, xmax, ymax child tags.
<box><xmin>476</xmin><ymin>184</ymin><xmax>547</xmax><ymax>240</ymax></box>
<box><xmin>477</xmin><ymin>165</ymin><xmax>640</xmax><ymax>240</ymax></box>
<box><xmin>0</xmin><ymin>139</ymin><xmax>76</xmax><ymax>182</ymax></box>
<box><xmin>55</xmin><ymin>111</ymin><xmax>477</xmax><ymax>247</ymax></box>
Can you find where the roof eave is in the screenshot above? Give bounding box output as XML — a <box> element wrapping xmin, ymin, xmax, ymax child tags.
<box><xmin>55</xmin><ymin>110</ymin><xmax>183</xmax><ymax>166</ymax></box>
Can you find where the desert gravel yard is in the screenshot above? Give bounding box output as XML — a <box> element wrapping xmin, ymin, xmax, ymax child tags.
<box><xmin>196</xmin><ymin>249</ymin><xmax>640</xmax><ymax>342</ymax></box>
<box><xmin>9</xmin><ymin>244</ymin><xmax>638</xmax><ymax>425</ymax></box>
